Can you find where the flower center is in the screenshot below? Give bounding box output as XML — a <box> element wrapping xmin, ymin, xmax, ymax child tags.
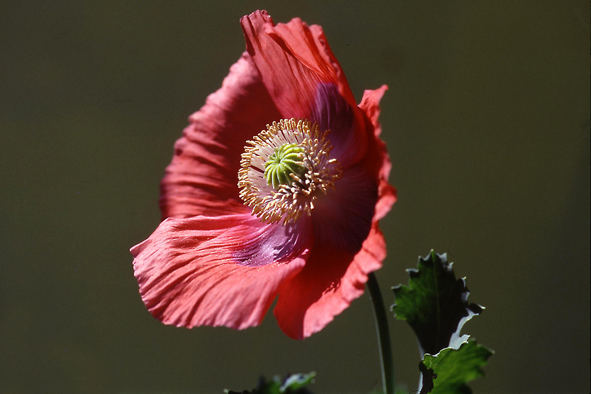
<box><xmin>264</xmin><ymin>143</ymin><xmax>307</xmax><ymax>189</ymax></box>
<box><xmin>238</xmin><ymin>118</ymin><xmax>342</xmax><ymax>225</ymax></box>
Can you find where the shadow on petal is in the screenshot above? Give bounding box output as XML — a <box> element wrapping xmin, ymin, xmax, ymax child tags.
<box><xmin>274</xmin><ymin>225</ymin><xmax>387</xmax><ymax>339</ymax></box>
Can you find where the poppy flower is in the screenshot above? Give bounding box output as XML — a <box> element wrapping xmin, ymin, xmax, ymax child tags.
<box><xmin>131</xmin><ymin>10</ymin><xmax>396</xmax><ymax>339</ymax></box>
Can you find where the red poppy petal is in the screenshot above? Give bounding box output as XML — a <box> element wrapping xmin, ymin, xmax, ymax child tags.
<box><xmin>240</xmin><ymin>10</ymin><xmax>356</xmax><ymax>119</ymax></box>
<box><xmin>376</xmin><ymin>179</ymin><xmax>397</xmax><ymax>221</ymax></box>
<box><xmin>160</xmin><ymin>53</ymin><xmax>281</xmax><ymax>219</ymax></box>
<box><xmin>273</xmin><ymin>85</ymin><xmax>396</xmax><ymax>339</ymax></box>
<box><xmin>131</xmin><ymin>214</ymin><xmax>309</xmax><ymax>329</ymax></box>
<box><xmin>311</xmin><ymin>164</ymin><xmax>378</xmax><ymax>255</ymax></box>
<box><xmin>274</xmin><ymin>224</ymin><xmax>386</xmax><ymax>339</ymax></box>
<box><xmin>359</xmin><ymin>85</ymin><xmax>397</xmax><ymax>220</ymax></box>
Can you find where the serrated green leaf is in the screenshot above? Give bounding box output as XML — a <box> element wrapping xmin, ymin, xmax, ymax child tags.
<box><xmin>224</xmin><ymin>372</ymin><xmax>315</xmax><ymax>394</ymax></box>
<box><xmin>392</xmin><ymin>250</ymin><xmax>483</xmax><ymax>355</ymax></box>
<box><xmin>420</xmin><ymin>340</ymin><xmax>493</xmax><ymax>394</ymax></box>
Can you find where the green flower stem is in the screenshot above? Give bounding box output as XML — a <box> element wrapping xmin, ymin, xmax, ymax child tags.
<box><xmin>367</xmin><ymin>272</ymin><xmax>395</xmax><ymax>394</ymax></box>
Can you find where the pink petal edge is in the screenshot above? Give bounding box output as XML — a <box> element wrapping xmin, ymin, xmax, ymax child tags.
<box><xmin>360</xmin><ymin>85</ymin><xmax>397</xmax><ymax>220</ymax></box>
<box><xmin>131</xmin><ymin>214</ymin><xmax>309</xmax><ymax>330</ymax></box>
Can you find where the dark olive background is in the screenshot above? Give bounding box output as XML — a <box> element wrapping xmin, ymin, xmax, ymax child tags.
<box><xmin>1</xmin><ymin>1</ymin><xmax>589</xmax><ymax>393</ymax></box>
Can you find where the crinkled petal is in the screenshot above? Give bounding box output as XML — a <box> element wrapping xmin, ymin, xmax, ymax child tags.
<box><xmin>240</xmin><ymin>10</ymin><xmax>355</xmax><ymax>119</ymax></box>
<box><xmin>241</xmin><ymin>11</ymin><xmax>387</xmax><ymax>170</ymax></box>
<box><xmin>131</xmin><ymin>214</ymin><xmax>310</xmax><ymax>329</ymax></box>
<box><xmin>160</xmin><ymin>53</ymin><xmax>281</xmax><ymax>219</ymax></box>
<box><xmin>274</xmin><ymin>225</ymin><xmax>386</xmax><ymax>339</ymax></box>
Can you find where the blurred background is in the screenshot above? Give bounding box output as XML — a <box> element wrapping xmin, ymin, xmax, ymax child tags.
<box><xmin>1</xmin><ymin>1</ymin><xmax>589</xmax><ymax>393</ymax></box>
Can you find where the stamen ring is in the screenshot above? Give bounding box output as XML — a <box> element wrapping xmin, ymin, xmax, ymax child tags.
<box><xmin>238</xmin><ymin>118</ymin><xmax>342</xmax><ymax>225</ymax></box>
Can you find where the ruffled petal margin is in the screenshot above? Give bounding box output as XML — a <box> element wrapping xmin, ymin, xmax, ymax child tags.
<box><xmin>359</xmin><ymin>85</ymin><xmax>397</xmax><ymax>220</ymax></box>
<box><xmin>131</xmin><ymin>214</ymin><xmax>309</xmax><ymax>330</ymax></box>
<box><xmin>274</xmin><ymin>224</ymin><xmax>386</xmax><ymax>339</ymax></box>
<box><xmin>160</xmin><ymin>53</ymin><xmax>281</xmax><ymax>219</ymax></box>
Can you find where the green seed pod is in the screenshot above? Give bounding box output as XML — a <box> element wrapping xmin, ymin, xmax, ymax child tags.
<box><xmin>264</xmin><ymin>143</ymin><xmax>307</xmax><ymax>189</ymax></box>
